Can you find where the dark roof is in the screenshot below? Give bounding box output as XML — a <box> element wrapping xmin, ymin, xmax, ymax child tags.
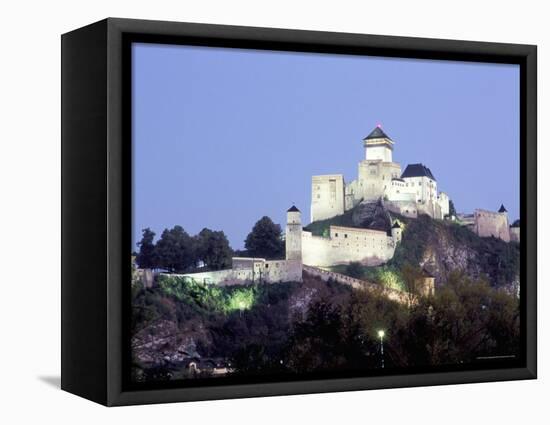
<box><xmin>498</xmin><ymin>204</ymin><xmax>507</xmax><ymax>213</ymax></box>
<box><xmin>392</xmin><ymin>221</ymin><xmax>401</xmax><ymax>229</ymax></box>
<box><xmin>287</xmin><ymin>205</ymin><xmax>300</xmax><ymax>212</ymax></box>
<box><xmin>392</xmin><ymin>177</ymin><xmax>405</xmax><ymax>182</ymax></box>
<box><xmin>401</xmin><ymin>163</ymin><xmax>436</xmax><ymax>181</ymax></box>
<box><xmin>364</xmin><ymin>126</ymin><xmax>392</xmax><ymax>141</ymax></box>
<box><xmin>511</xmin><ymin>219</ymin><xmax>520</xmax><ymax>228</ymax></box>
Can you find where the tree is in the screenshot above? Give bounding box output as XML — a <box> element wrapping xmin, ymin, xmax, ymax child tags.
<box><xmin>401</xmin><ymin>264</ymin><xmax>425</xmax><ymax>306</ymax></box>
<box><xmin>155</xmin><ymin>226</ymin><xmax>195</xmax><ymax>273</ymax></box>
<box><xmin>136</xmin><ymin>228</ymin><xmax>157</xmax><ymax>269</ymax></box>
<box><xmin>244</xmin><ymin>216</ymin><xmax>284</xmax><ymax>259</ymax></box>
<box><xmin>448</xmin><ymin>199</ymin><xmax>457</xmax><ymax>218</ymax></box>
<box><xmin>195</xmin><ymin>228</ymin><xmax>233</xmax><ymax>270</ymax></box>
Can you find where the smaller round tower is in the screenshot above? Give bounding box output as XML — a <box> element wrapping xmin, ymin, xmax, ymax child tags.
<box><xmin>391</xmin><ymin>221</ymin><xmax>402</xmax><ymax>244</ymax></box>
<box><xmin>285</xmin><ymin>205</ymin><xmax>302</xmax><ymax>261</ymax></box>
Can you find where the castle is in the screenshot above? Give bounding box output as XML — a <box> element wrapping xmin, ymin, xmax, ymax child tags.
<box><xmin>311</xmin><ymin>126</ymin><xmax>450</xmax><ymax>222</ymax></box>
<box><xmin>167</xmin><ymin>125</ymin><xmax>518</xmax><ymax>287</ymax></box>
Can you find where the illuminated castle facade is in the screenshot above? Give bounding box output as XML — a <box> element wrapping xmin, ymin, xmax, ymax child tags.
<box><xmin>311</xmin><ymin>126</ymin><xmax>450</xmax><ymax>222</ymax></box>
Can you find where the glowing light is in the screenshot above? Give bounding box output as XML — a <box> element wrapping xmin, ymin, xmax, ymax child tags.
<box><xmin>378</xmin><ymin>330</ymin><xmax>385</xmax><ymax>339</ymax></box>
<box><xmin>377</xmin><ymin>123</ymin><xmax>382</xmax><ymax>128</ymax></box>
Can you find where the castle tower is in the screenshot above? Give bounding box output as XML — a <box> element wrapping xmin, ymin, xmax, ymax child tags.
<box><xmin>285</xmin><ymin>205</ymin><xmax>302</xmax><ymax>261</ymax></box>
<box><xmin>498</xmin><ymin>204</ymin><xmax>509</xmax><ymax>227</ymax></box>
<box><xmin>363</xmin><ymin>125</ymin><xmax>394</xmax><ymax>162</ymax></box>
<box><xmin>391</xmin><ymin>221</ymin><xmax>402</xmax><ymax>243</ymax></box>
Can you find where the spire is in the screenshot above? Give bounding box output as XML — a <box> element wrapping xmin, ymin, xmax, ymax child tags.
<box><xmin>498</xmin><ymin>204</ymin><xmax>507</xmax><ymax>213</ymax></box>
<box><xmin>363</xmin><ymin>125</ymin><xmax>392</xmax><ymax>141</ymax></box>
<box><xmin>392</xmin><ymin>221</ymin><xmax>401</xmax><ymax>229</ymax></box>
<box><xmin>287</xmin><ymin>205</ymin><xmax>300</xmax><ymax>212</ymax></box>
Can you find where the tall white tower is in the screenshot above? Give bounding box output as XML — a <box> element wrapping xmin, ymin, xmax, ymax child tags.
<box><xmin>391</xmin><ymin>221</ymin><xmax>402</xmax><ymax>244</ymax></box>
<box><xmin>285</xmin><ymin>205</ymin><xmax>302</xmax><ymax>261</ymax></box>
<box><xmin>363</xmin><ymin>125</ymin><xmax>394</xmax><ymax>162</ymax></box>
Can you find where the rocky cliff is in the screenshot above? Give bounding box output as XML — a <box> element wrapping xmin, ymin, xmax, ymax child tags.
<box><xmin>307</xmin><ymin>201</ymin><xmax>520</xmax><ymax>291</ymax></box>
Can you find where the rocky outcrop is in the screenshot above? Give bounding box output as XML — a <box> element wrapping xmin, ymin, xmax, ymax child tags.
<box><xmin>351</xmin><ymin>199</ymin><xmax>392</xmax><ymax>233</ymax></box>
<box><xmin>390</xmin><ymin>214</ymin><xmax>520</xmax><ymax>290</ymax></box>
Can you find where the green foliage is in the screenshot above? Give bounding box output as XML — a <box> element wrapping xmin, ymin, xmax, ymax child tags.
<box><xmin>155</xmin><ymin>225</ymin><xmax>195</xmax><ymax>273</ymax></box>
<box><xmin>333</xmin><ymin>263</ymin><xmax>405</xmax><ymax>292</ymax></box>
<box><xmin>448</xmin><ymin>199</ymin><xmax>457</xmax><ymax>217</ymax></box>
<box><xmin>136</xmin><ymin>228</ymin><xmax>158</xmax><ymax>269</ymax></box>
<box><xmin>244</xmin><ymin>216</ymin><xmax>284</xmax><ymax>259</ymax></box>
<box><xmin>133</xmin><ymin>267</ymin><xmax>520</xmax><ymax>380</ymax></box>
<box><xmin>195</xmin><ymin>228</ymin><xmax>233</xmax><ymax>270</ymax></box>
<box><xmin>390</xmin><ymin>214</ymin><xmax>520</xmax><ymax>288</ymax></box>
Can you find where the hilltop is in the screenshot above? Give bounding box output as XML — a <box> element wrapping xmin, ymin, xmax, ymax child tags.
<box><xmin>305</xmin><ymin>201</ymin><xmax>520</xmax><ymax>291</ymax></box>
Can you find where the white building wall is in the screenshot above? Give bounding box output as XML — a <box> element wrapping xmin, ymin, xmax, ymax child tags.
<box><xmin>438</xmin><ymin>192</ymin><xmax>450</xmax><ymax>217</ymax></box>
<box><xmin>365</xmin><ymin>144</ymin><xmax>392</xmax><ymax>162</ymax></box>
<box><xmin>356</xmin><ymin>160</ymin><xmax>402</xmax><ymax>202</ymax></box>
<box><xmin>301</xmin><ymin>226</ymin><xmax>395</xmax><ymax>267</ymax></box>
<box><xmin>311</xmin><ymin>174</ymin><xmax>345</xmax><ymax>222</ymax></box>
<box><xmin>177</xmin><ymin>257</ymin><xmax>303</xmax><ymax>286</ymax></box>
<box><xmin>286</xmin><ymin>210</ymin><xmax>302</xmax><ymax>260</ymax></box>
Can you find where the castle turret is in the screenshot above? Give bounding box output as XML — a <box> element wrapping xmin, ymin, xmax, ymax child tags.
<box><xmin>363</xmin><ymin>125</ymin><xmax>394</xmax><ymax>162</ymax></box>
<box><xmin>285</xmin><ymin>205</ymin><xmax>302</xmax><ymax>261</ymax></box>
<box><xmin>391</xmin><ymin>221</ymin><xmax>402</xmax><ymax>243</ymax></box>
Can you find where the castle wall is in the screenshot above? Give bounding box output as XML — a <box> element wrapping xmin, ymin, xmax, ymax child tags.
<box><xmin>438</xmin><ymin>192</ymin><xmax>450</xmax><ymax>217</ymax></box>
<box><xmin>302</xmin><ymin>226</ymin><xmax>395</xmax><ymax>267</ymax></box>
<box><xmin>383</xmin><ymin>200</ymin><xmax>418</xmax><ymax>218</ymax></box>
<box><xmin>356</xmin><ymin>160</ymin><xmax>402</xmax><ymax>202</ymax></box>
<box><xmin>365</xmin><ymin>144</ymin><xmax>392</xmax><ymax>162</ymax></box>
<box><xmin>303</xmin><ymin>265</ymin><xmax>409</xmax><ymax>304</ymax></box>
<box><xmin>311</xmin><ymin>174</ymin><xmax>345</xmax><ymax>222</ymax></box>
<box><xmin>389</xmin><ymin>179</ymin><xmax>416</xmax><ymax>201</ymax></box>
<box><xmin>177</xmin><ymin>258</ymin><xmax>303</xmax><ymax>286</ymax></box>
<box><xmin>474</xmin><ymin>209</ymin><xmax>510</xmax><ymax>242</ymax></box>
<box><xmin>401</xmin><ymin>175</ymin><xmax>437</xmax><ymax>205</ymax></box>
<box><xmin>510</xmin><ymin>227</ymin><xmax>520</xmax><ymax>243</ymax></box>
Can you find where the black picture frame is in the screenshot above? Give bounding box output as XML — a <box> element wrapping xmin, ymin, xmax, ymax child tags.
<box><xmin>61</xmin><ymin>17</ymin><xmax>537</xmax><ymax>406</ymax></box>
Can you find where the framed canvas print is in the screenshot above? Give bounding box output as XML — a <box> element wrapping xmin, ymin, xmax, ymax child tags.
<box><xmin>61</xmin><ymin>18</ymin><xmax>537</xmax><ymax>406</ymax></box>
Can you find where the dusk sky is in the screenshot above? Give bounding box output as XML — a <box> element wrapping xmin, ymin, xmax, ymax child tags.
<box><xmin>132</xmin><ymin>42</ymin><xmax>519</xmax><ymax>250</ymax></box>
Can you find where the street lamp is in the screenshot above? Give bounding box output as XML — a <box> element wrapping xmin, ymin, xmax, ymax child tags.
<box><xmin>377</xmin><ymin>330</ymin><xmax>385</xmax><ymax>369</ymax></box>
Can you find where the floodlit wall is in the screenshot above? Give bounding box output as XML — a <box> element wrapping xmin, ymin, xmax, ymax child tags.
<box><xmin>177</xmin><ymin>258</ymin><xmax>303</xmax><ymax>286</ymax></box>
<box><xmin>356</xmin><ymin>160</ymin><xmax>402</xmax><ymax>202</ymax></box>
<box><xmin>311</xmin><ymin>174</ymin><xmax>345</xmax><ymax>222</ymax></box>
<box><xmin>301</xmin><ymin>225</ymin><xmax>395</xmax><ymax>267</ymax></box>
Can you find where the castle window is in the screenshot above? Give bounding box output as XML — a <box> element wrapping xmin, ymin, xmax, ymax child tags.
<box><xmin>265</xmin><ymin>264</ymin><xmax>269</xmax><ymax>268</ymax></box>
<box><xmin>344</xmin><ymin>234</ymin><xmax>348</xmax><ymax>238</ymax></box>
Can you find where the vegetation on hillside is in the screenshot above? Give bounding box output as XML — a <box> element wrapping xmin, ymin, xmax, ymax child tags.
<box><xmin>132</xmin><ymin>270</ymin><xmax>520</xmax><ymax>382</ymax></box>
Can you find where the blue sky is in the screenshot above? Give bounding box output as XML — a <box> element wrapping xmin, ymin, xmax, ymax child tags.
<box><xmin>132</xmin><ymin>43</ymin><xmax>520</xmax><ymax>249</ymax></box>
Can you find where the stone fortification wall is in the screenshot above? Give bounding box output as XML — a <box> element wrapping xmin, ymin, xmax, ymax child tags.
<box><xmin>474</xmin><ymin>209</ymin><xmax>510</xmax><ymax>242</ymax></box>
<box><xmin>310</xmin><ymin>175</ymin><xmax>345</xmax><ymax>222</ymax></box>
<box><xmin>302</xmin><ymin>225</ymin><xmax>394</xmax><ymax>267</ymax></box>
<box><xmin>303</xmin><ymin>265</ymin><xmax>408</xmax><ymax>304</ymax></box>
<box><xmin>175</xmin><ymin>258</ymin><xmax>302</xmax><ymax>286</ymax></box>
